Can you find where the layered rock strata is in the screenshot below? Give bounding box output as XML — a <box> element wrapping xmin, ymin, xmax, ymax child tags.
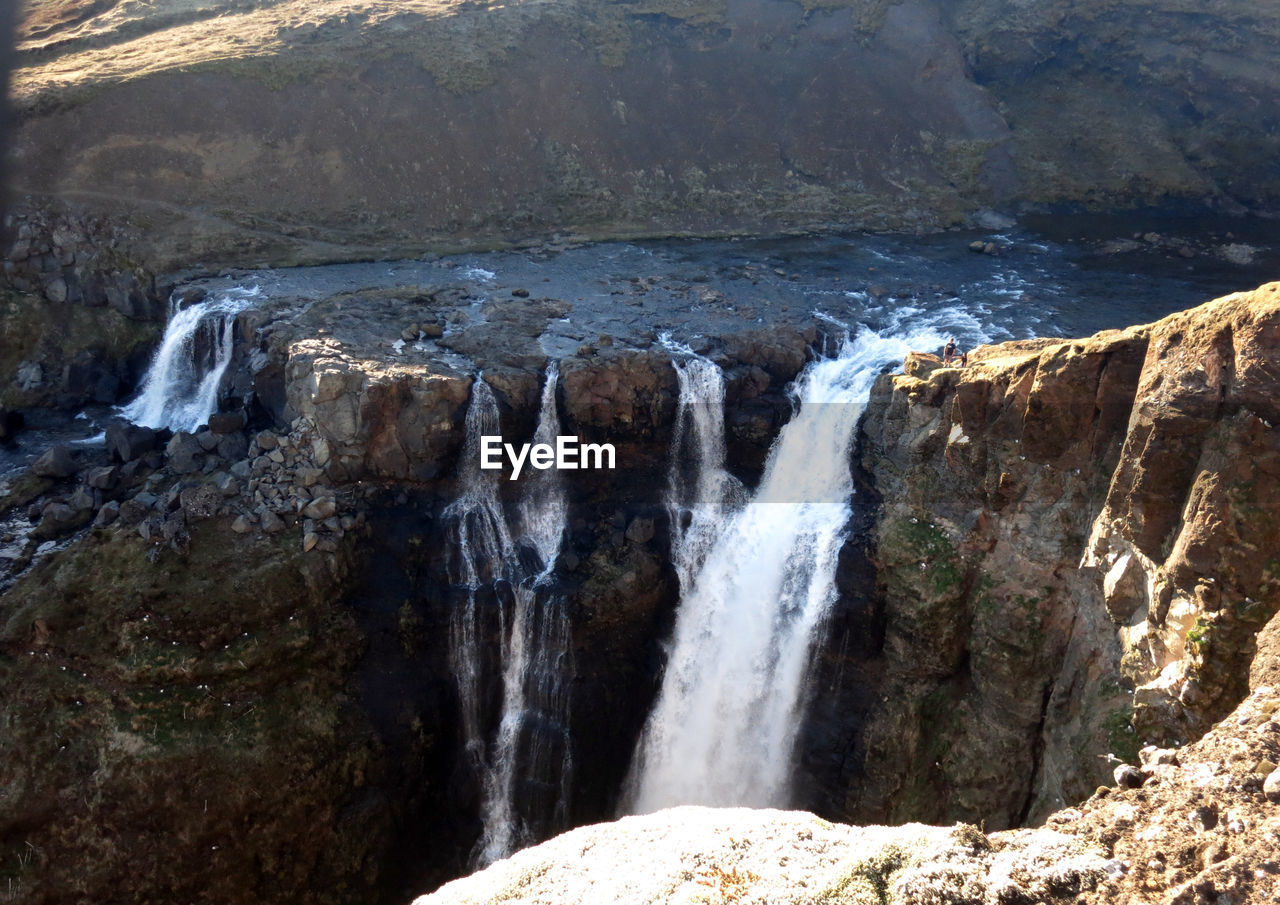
<box><xmin>839</xmin><ymin>283</ymin><xmax>1280</xmax><ymax>832</ymax></box>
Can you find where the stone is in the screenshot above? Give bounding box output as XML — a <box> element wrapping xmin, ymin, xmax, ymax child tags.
<box><xmin>207</xmin><ymin>411</ymin><xmax>247</xmax><ymax>434</ymax></box>
<box><xmin>1114</xmin><ymin>765</ymin><xmax>1144</xmax><ymax>789</ymax></box>
<box><xmin>138</xmin><ymin>515</ymin><xmax>165</xmax><ymax>543</ymax></box>
<box><xmin>84</xmin><ymin>465</ymin><xmax>119</xmax><ymax>490</ymax></box>
<box><xmin>93</xmin><ymin>500</ymin><xmax>120</xmax><ymax>527</ymax></box>
<box><xmin>215</xmin><ymin>432</ymin><xmax>249</xmax><ymax>461</ymax></box>
<box><xmin>295</xmin><ymin>466</ymin><xmax>323</xmax><ymax>488</ymax></box>
<box><xmin>214</xmin><ymin>472</ymin><xmax>240</xmax><ymax>496</ymax></box>
<box><xmin>132</xmin><ymin>491</ymin><xmax>158</xmax><ymax>509</ymax></box>
<box><xmin>230</xmin><ymin>460</ymin><xmax>252</xmax><ymax>480</ymax></box>
<box><xmin>302</xmin><ymin>497</ymin><xmax>337</xmax><ymax>520</ymax></box>
<box><xmin>33</xmin><ymin>501</ymin><xmax>88</xmax><ymax>539</ymax></box>
<box><xmin>195</xmin><ymin>430</ymin><xmax>221</xmax><ymax>452</ymax></box>
<box><xmin>302</xmin><ymin>531</ymin><xmax>319</xmax><ymax>552</ymax></box>
<box><xmin>31</xmin><ymin>444</ymin><xmax>76</xmax><ymax>478</ymax></box>
<box><xmin>260</xmin><ymin>510</ymin><xmax>285</xmax><ymax>534</ymax></box>
<box><xmin>1189</xmin><ymin>804</ymin><xmax>1218</xmax><ymax>832</ymax></box>
<box><xmin>166</xmin><ymin>432</ymin><xmax>204</xmax><ymax>474</ymax></box>
<box><xmin>1265</xmin><ymin>769</ymin><xmax>1280</xmax><ymax>803</ymax></box>
<box><xmin>421</xmin><ymin>322</ymin><xmax>444</xmax><ymax>338</ymax></box>
<box><xmin>67</xmin><ymin>487</ymin><xmax>96</xmax><ymax>512</ymax></box>
<box><xmin>179</xmin><ymin>485</ymin><xmax>222</xmax><ymax>520</ymax></box>
<box><xmin>625</xmin><ymin>517</ymin><xmax>655</xmax><ymax>544</ymax></box>
<box><xmin>255</xmin><ymin>431</ymin><xmax>279</xmax><ymax>451</ymax></box>
<box><xmin>116</xmin><ymin>499</ymin><xmax>149</xmax><ymax>526</ymax></box>
<box><xmin>231</xmin><ymin>515</ymin><xmax>253</xmax><ymax>534</ymax></box>
<box><xmin>105</xmin><ymin>423</ymin><xmax>160</xmax><ymax>463</ymax></box>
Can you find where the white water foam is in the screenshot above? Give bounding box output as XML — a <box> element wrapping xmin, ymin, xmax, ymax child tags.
<box><xmin>445</xmin><ymin>367</ymin><xmax>575</xmax><ymax>868</ymax></box>
<box><xmin>628</xmin><ymin>325</ymin><xmax>943</xmax><ymax>813</ymax></box>
<box><xmin>121</xmin><ymin>287</ymin><xmax>260</xmax><ymax>432</ymax></box>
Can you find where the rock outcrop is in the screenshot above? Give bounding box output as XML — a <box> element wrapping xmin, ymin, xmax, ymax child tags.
<box><xmin>832</xmin><ymin>284</ymin><xmax>1280</xmax><ymax>832</ymax></box>
<box><xmin>414</xmin><ymin>621</ymin><xmax>1280</xmax><ymax>904</ymax></box>
<box><xmin>415</xmin><ymin>806</ymin><xmax>1115</xmax><ymax>905</ymax></box>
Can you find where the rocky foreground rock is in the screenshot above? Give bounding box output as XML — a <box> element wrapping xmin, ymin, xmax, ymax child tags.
<box><xmin>417</xmin><ymin>645</ymin><xmax>1280</xmax><ymax>904</ymax></box>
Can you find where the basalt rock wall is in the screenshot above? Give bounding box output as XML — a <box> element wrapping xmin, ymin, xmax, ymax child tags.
<box><xmin>816</xmin><ymin>284</ymin><xmax>1280</xmax><ymax>835</ymax></box>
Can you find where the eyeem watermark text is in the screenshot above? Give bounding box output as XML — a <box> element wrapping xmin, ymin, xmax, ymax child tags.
<box><xmin>481</xmin><ymin>436</ymin><xmax>616</xmax><ymax>480</ymax></box>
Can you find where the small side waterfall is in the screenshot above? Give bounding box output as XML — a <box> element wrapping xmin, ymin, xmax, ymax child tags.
<box><xmin>665</xmin><ymin>354</ymin><xmax>742</xmax><ymax>591</ymax></box>
<box><xmin>121</xmin><ymin>287</ymin><xmax>260</xmax><ymax>432</ymax></box>
<box><xmin>628</xmin><ymin>327</ymin><xmax>926</xmax><ymax>813</ymax></box>
<box><xmin>444</xmin><ymin>366</ymin><xmax>574</xmax><ymax>868</ymax></box>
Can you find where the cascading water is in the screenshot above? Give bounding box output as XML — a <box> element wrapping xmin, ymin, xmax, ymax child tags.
<box><xmin>663</xmin><ymin>349</ymin><xmax>742</xmax><ymax>592</ymax></box>
<box><xmin>121</xmin><ymin>286</ymin><xmax>260</xmax><ymax>432</ymax></box>
<box><xmin>628</xmin><ymin>325</ymin><xmax>940</xmax><ymax>813</ymax></box>
<box><xmin>444</xmin><ymin>366</ymin><xmax>574</xmax><ymax>868</ymax></box>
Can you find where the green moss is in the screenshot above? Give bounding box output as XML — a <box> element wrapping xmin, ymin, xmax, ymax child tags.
<box><xmin>886</xmin><ymin>517</ymin><xmax>965</xmax><ymax>597</ymax></box>
<box><xmin>1103</xmin><ymin>704</ymin><xmax>1141</xmax><ymax>766</ymax></box>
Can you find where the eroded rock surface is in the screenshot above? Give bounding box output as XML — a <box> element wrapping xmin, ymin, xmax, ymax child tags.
<box><xmin>843</xmin><ymin>284</ymin><xmax>1280</xmax><ymax>831</ymax></box>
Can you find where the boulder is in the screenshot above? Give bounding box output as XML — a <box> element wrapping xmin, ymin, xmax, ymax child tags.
<box><xmin>302</xmin><ymin>497</ymin><xmax>337</xmax><ymax>521</ymax></box>
<box><xmin>31</xmin><ymin>444</ymin><xmax>76</xmax><ymax>479</ymax></box>
<box><xmin>93</xmin><ymin>500</ymin><xmax>120</xmax><ymax>527</ymax></box>
<box><xmin>207</xmin><ymin>411</ymin><xmax>247</xmax><ymax>434</ymax></box>
<box><xmin>215</xmin><ymin>432</ymin><xmax>248</xmax><ymax>462</ymax></box>
<box><xmin>106</xmin><ymin>423</ymin><xmax>160</xmax><ymax>463</ymax></box>
<box><xmin>84</xmin><ymin>465</ymin><xmax>119</xmax><ymax>490</ymax></box>
<box><xmin>166</xmin><ymin>432</ymin><xmax>204</xmax><ymax>474</ymax></box>
<box><xmin>33</xmin><ymin>501</ymin><xmax>89</xmax><ymax>539</ymax></box>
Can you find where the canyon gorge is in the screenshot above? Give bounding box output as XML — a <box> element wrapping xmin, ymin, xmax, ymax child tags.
<box><xmin>2</xmin><ymin>2</ymin><xmax>1280</xmax><ymax>904</ymax></box>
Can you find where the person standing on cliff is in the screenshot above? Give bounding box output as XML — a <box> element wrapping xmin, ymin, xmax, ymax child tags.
<box><xmin>942</xmin><ymin>338</ymin><xmax>969</xmax><ymax>367</ymax></box>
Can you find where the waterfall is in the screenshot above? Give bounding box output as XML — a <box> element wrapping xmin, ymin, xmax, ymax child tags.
<box><xmin>445</xmin><ymin>366</ymin><xmax>574</xmax><ymax>868</ymax></box>
<box><xmin>665</xmin><ymin>354</ymin><xmax>743</xmax><ymax>591</ymax></box>
<box><xmin>121</xmin><ymin>286</ymin><xmax>259</xmax><ymax>432</ymax></box>
<box><xmin>628</xmin><ymin>327</ymin><xmax>927</xmax><ymax>813</ymax></box>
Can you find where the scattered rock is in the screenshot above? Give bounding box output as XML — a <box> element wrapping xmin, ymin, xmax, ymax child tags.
<box><xmin>67</xmin><ymin>486</ymin><xmax>96</xmax><ymax>512</ymax></box>
<box><xmin>231</xmin><ymin>515</ymin><xmax>253</xmax><ymax>534</ymax></box>
<box><xmin>255</xmin><ymin>430</ymin><xmax>279</xmax><ymax>451</ymax></box>
<box><xmin>1265</xmin><ymin>769</ymin><xmax>1280</xmax><ymax>803</ymax></box>
<box><xmin>1114</xmin><ymin>764</ymin><xmax>1145</xmax><ymax>789</ymax></box>
<box><xmin>302</xmin><ymin>531</ymin><xmax>319</xmax><ymax>552</ymax></box>
<box><xmin>624</xmin><ymin>517</ymin><xmax>655</xmax><ymax>544</ymax></box>
<box><xmin>215</xmin><ymin>432</ymin><xmax>248</xmax><ymax>461</ymax></box>
<box><xmin>195</xmin><ymin>430</ymin><xmax>221</xmax><ymax>452</ymax></box>
<box><xmin>260</xmin><ymin>510</ymin><xmax>285</xmax><ymax>534</ymax></box>
<box><xmin>207</xmin><ymin>411</ymin><xmax>247</xmax><ymax>434</ymax></box>
<box><xmin>302</xmin><ymin>497</ymin><xmax>336</xmax><ymax>520</ymax></box>
<box><xmin>84</xmin><ymin>465</ymin><xmax>119</xmax><ymax>490</ymax></box>
<box><xmin>31</xmin><ymin>444</ymin><xmax>76</xmax><ymax>479</ymax></box>
<box><xmin>166</xmin><ymin>432</ymin><xmax>204</xmax><ymax>474</ymax></box>
<box><xmin>33</xmin><ymin>501</ymin><xmax>88</xmax><ymax>538</ymax></box>
<box><xmin>106</xmin><ymin>423</ymin><xmax>160</xmax><ymax>463</ymax></box>
<box><xmin>93</xmin><ymin>500</ymin><xmax>120</xmax><ymax>527</ymax></box>
<box><xmin>179</xmin><ymin>485</ymin><xmax>222</xmax><ymax>521</ymax></box>
<box><xmin>511</xmin><ymin>288</ymin><xmax>530</xmax><ymax>298</ymax></box>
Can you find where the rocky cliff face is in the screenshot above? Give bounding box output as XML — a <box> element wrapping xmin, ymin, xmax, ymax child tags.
<box><xmin>7</xmin><ymin>0</ymin><xmax>1280</xmax><ymax>281</ymax></box>
<box><xmin>0</xmin><ymin>283</ymin><xmax>1276</xmax><ymax>905</ymax></box>
<box><xmin>829</xmin><ymin>284</ymin><xmax>1280</xmax><ymax>832</ymax></box>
